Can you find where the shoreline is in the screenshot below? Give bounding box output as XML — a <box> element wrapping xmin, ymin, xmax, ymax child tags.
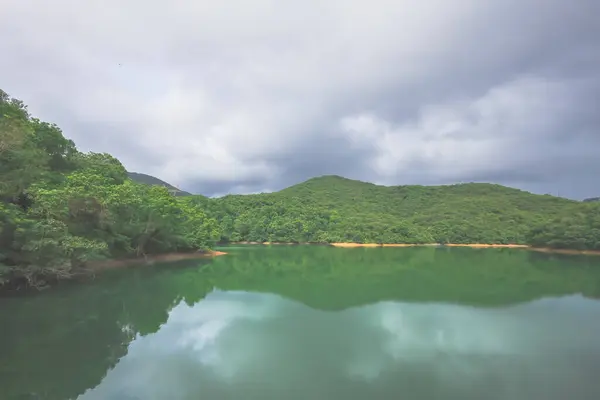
<box><xmin>528</xmin><ymin>247</ymin><xmax>600</xmax><ymax>256</ymax></box>
<box><xmin>228</xmin><ymin>241</ymin><xmax>529</xmax><ymax>249</ymax></box>
<box><xmin>226</xmin><ymin>241</ymin><xmax>329</xmax><ymax>245</ymax></box>
<box><xmin>329</xmin><ymin>243</ymin><xmax>529</xmax><ymax>249</ymax></box>
<box><xmin>329</xmin><ymin>242</ymin><xmax>600</xmax><ymax>255</ymax></box>
<box><xmin>0</xmin><ymin>250</ymin><xmax>227</xmax><ymax>294</ymax></box>
<box><xmin>226</xmin><ymin>241</ymin><xmax>600</xmax><ymax>256</ymax></box>
<box><xmin>331</xmin><ymin>242</ymin><xmax>600</xmax><ymax>255</ymax></box>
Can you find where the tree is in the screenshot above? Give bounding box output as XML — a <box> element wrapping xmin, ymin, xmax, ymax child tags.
<box><xmin>0</xmin><ymin>89</ymin><xmax>220</xmax><ymax>288</ymax></box>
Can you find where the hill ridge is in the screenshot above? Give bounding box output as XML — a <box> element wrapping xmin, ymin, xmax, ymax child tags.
<box><xmin>192</xmin><ymin>173</ymin><xmax>586</xmax><ymax>246</ymax></box>
<box><xmin>127</xmin><ymin>172</ymin><xmax>192</xmax><ymax>196</ymax></box>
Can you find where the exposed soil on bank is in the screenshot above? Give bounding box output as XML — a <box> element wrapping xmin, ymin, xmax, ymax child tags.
<box><xmin>329</xmin><ymin>243</ymin><xmax>529</xmax><ymax>249</ymax></box>
<box><xmin>329</xmin><ymin>242</ymin><xmax>599</xmax><ymax>256</ymax></box>
<box><xmin>232</xmin><ymin>242</ymin><xmax>528</xmax><ymax>249</ymax></box>
<box><xmin>444</xmin><ymin>244</ymin><xmax>529</xmax><ymax>248</ymax></box>
<box><xmin>227</xmin><ymin>241</ymin><xmax>599</xmax><ymax>255</ymax></box>
<box><xmin>263</xmin><ymin>242</ymin><xmax>299</xmax><ymax>245</ymax></box>
<box><xmin>227</xmin><ymin>241</ymin><xmax>329</xmax><ymax>246</ymax></box>
<box><xmin>330</xmin><ymin>243</ymin><xmax>386</xmax><ymax>248</ymax></box>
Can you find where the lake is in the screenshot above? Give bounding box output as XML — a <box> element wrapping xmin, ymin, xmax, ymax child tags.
<box><xmin>2</xmin><ymin>245</ymin><xmax>600</xmax><ymax>400</ymax></box>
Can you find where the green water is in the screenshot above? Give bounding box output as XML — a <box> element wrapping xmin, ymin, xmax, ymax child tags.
<box><xmin>2</xmin><ymin>246</ymin><xmax>600</xmax><ymax>400</ymax></box>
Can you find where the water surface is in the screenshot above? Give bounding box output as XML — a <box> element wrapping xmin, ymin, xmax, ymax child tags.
<box><xmin>2</xmin><ymin>246</ymin><xmax>600</xmax><ymax>399</ymax></box>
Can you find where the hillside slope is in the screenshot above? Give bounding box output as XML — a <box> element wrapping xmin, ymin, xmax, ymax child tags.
<box><xmin>528</xmin><ymin>202</ymin><xmax>600</xmax><ymax>250</ymax></box>
<box><xmin>199</xmin><ymin>175</ymin><xmax>581</xmax><ymax>245</ymax></box>
<box><xmin>0</xmin><ymin>89</ymin><xmax>219</xmax><ymax>288</ymax></box>
<box><xmin>127</xmin><ymin>172</ymin><xmax>191</xmax><ymax>196</ymax></box>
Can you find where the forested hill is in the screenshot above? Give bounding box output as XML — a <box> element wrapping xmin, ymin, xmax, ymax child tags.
<box><xmin>198</xmin><ymin>175</ymin><xmax>599</xmax><ymax>249</ymax></box>
<box><xmin>584</xmin><ymin>197</ymin><xmax>600</xmax><ymax>202</ymax></box>
<box><xmin>1</xmin><ymin>88</ymin><xmax>598</xmax><ymax>290</ymax></box>
<box><xmin>127</xmin><ymin>172</ymin><xmax>191</xmax><ymax>196</ymax></box>
<box><xmin>0</xmin><ymin>89</ymin><xmax>220</xmax><ymax>288</ymax></box>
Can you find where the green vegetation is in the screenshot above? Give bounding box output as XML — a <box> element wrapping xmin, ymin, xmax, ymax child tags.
<box><xmin>527</xmin><ymin>202</ymin><xmax>600</xmax><ymax>250</ymax></box>
<box><xmin>1</xmin><ymin>88</ymin><xmax>598</xmax><ymax>289</ymax></box>
<box><xmin>0</xmin><ymin>90</ymin><xmax>220</xmax><ymax>288</ymax></box>
<box><xmin>197</xmin><ymin>175</ymin><xmax>591</xmax><ymax>247</ymax></box>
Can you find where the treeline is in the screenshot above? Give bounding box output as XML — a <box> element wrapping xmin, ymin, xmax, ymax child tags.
<box><xmin>194</xmin><ymin>176</ymin><xmax>596</xmax><ymax>249</ymax></box>
<box><xmin>0</xmin><ymin>90</ymin><xmax>220</xmax><ymax>287</ymax></box>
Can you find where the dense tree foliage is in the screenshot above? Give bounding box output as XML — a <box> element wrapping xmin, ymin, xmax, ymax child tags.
<box><xmin>526</xmin><ymin>202</ymin><xmax>600</xmax><ymax>250</ymax></box>
<box><xmin>1</xmin><ymin>88</ymin><xmax>597</xmax><ymax>289</ymax></box>
<box><xmin>0</xmin><ymin>90</ymin><xmax>220</xmax><ymax>287</ymax></box>
<box><xmin>197</xmin><ymin>176</ymin><xmax>590</xmax><ymax>247</ymax></box>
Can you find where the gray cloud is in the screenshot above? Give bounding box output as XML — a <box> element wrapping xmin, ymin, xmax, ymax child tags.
<box><xmin>1</xmin><ymin>0</ymin><xmax>599</xmax><ymax>199</ymax></box>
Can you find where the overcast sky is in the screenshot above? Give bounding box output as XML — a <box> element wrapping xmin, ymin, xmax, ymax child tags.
<box><xmin>1</xmin><ymin>0</ymin><xmax>599</xmax><ymax>199</ymax></box>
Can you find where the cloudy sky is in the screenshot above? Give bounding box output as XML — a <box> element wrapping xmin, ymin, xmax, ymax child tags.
<box><xmin>1</xmin><ymin>0</ymin><xmax>599</xmax><ymax>198</ymax></box>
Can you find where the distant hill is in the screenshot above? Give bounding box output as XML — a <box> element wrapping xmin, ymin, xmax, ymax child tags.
<box><xmin>199</xmin><ymin>175</ymin><xmax>580</xmax><ymax>245</ymax></box>
<box><xmin>125</xmin><ymin>173</ymin><xmax>597</xmax><ymax>250</ymax></box>
<box><xmin>583</xmin><ymin>197</ymin><xmax>600</xmax><ymax>202</ymax></box>
<box><xmin>127</xmin><ymin>172</ymin><xmax>192</xmax><ymax>196</ymax></box>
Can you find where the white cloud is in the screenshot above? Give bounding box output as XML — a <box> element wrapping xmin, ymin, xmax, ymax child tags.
<box><xmin>1</xmin><ymin>0</ymin><xmax>599</xmax><ymax>197</ymax></box>
<box><xmin>338</xmin><ymin>76</ymin><xmax>577</xmax><ymax>182</ymax></box>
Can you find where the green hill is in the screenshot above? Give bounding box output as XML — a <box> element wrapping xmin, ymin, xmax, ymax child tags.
<box><xmin>527</xmin><ymin>201</ymin><xmax>600</xmax><ymax>250</ymax></box>
<box><xmin>0</xmin><ymin>89</ymin><xmax>219</xmax><ymax>288</ymax></box>
<box><xmin>1</xmin><ymin>84</ymin><xmax>598</xmax><ymax>292</ymax></box>
<box><xmin>127</xmin><ymin>172</ymin><xmax>191</xmax><ymax>196</ymax></box>
<box><xmin>198</xmin><ymin>175</ymin><xmax>584</xmax><ymax>246</ymax></box>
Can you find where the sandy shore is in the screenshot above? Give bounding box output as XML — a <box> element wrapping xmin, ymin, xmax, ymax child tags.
<box><xmin>329</xmin><ymin>243</ymin><xmax>528</xmax><ymax>249</ymax></box>
<box><xmin>330</xmin><ymin>243</ymin><xmax>383</xmax><ymax>248</ymax></box>
<box><xmin>226</xmin><ymin>241</ymin><xmax>600</xmax><ymax>256</ymax></box>
<box><xmin>329</xmin><ymin>242</ymin><xmax>599</xmax><ymax>256</ymax></box>
<box><xmin>444</xmin><ymin>244</ymin><xmax>529</xmax><ymax>248</ymax></box>
<box><xmin>331</xmin><ymin>243</ymin><xmax>436</xmax><ymax>248</ymax></box>
<box><xmin>229</xmin><ymin>241</ymin><xmax>329</xmax><ymax>246</ymax></box>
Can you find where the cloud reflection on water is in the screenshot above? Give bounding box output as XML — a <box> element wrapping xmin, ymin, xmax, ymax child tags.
<box><xmin>79</xmin><ymin>291</ymin><xmax>600</xmax><ymax>400</ymax></box>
